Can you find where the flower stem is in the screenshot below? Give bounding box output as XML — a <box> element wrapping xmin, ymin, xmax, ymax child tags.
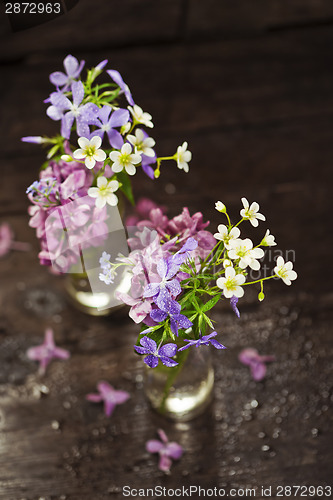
<box><xmin>159</xmin><ymin>348</ymin><xmax>190</xmax><ymax>414</ymax></box>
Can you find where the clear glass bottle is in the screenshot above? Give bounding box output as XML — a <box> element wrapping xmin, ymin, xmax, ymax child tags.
<box><xmin>144</xmin><ymin>345</ymin><xmax>214</xmax><ymax>421</ymax></box>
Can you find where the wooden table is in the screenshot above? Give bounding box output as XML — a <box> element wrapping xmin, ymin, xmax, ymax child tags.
<box><xmin>0</xmin><ymin>1</ymin><xmax>332</xmax><ymax>499</ymax></box>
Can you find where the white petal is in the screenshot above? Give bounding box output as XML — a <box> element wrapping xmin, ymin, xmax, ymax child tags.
<box><xmin>130</xmin><ymin>153</ymin><xmax>142</xmax><ymax>165</ymax></box>
<box><xmin>111</xmin><ymin>162</ymin><xmax>123</xmax><ymax>173</ymax></box>
<box><xmin>110</xmin><ymin>151</ymin><xmax>120</xmax><ymax>162</ymax></box>
<box><xmin>109</xmin><ymin>180</ymin><xmax>119</xmax><ymax>191</ymax></box>
<box><xmin>97</xmin><ymin>176</ymin><xmax>108</xmax><ymax>188</ymax></box>
<box><xmin>96</xmin><ymin>197</ymin><xmax>106</xmax><ymax>209</ymax></box>
<box><xmin>73</xmin><ymin>149</ymin><xmax>85</xmax><ymax>159</ymax></box>
<box><xmin>85</xmin><ymin>156</ymin><xmax>96</xmax><ymax>169</ymax></box>
<box><xmin>88</xmin><ymin>187</ymin><xmax>99</xmax><ymax>198</ymax></box>
<box><xmin>126</xmin><ymin>164</ymin><xmax>136</xmax><ymax>176</ymax></box>
<box><xmin>94</xmin><ymin>149</ymin><xmax>106</xmax><ymax>162</ymax></box>
<box><xmin>230</xmin><ymin>227</ymin><xmax>240</xmax><ymax>239</ymax></box>
<box><xmin>234</xmin><ymin>286</ymin><xmax>244</xmax><ymax>298</ymax></box>
<box><xmin>122</xmin><ymin>142</ymin><xmax>132</xmax><ymax>154</ymax></box>
<box><xmin>106</xmin><ymin>193</ymin><xmax>118</xmax><ymax>206</ymax></box>
<box><xmin>241</xmin><ymin>197</ymin><xmax>249</xmax><ymax>209</ymax></box>
<box><xmin>78</xmin><ymin>137</ymin><xmax>90</xmax><ymax>149</ymax></box>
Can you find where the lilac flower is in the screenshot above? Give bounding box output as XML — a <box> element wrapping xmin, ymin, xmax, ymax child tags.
<box><xmin>89</xmin><ymin>106</ymin><xmax>129</xmax><ymax>148</ymax></box>
<box><xmin>0</xmin><ymin>222</ymin><xmax>31</xmax><ymax>257</ymax></box>
<box><xmin>178</xmin><ymin>331</ymin><xmax>226</xmax><ymax>352</ymax></box>
<box><xmin>134</xmin><ymin>336</ymin><xmax>178</xmax><ymax>368</ymax></box>
<box><xmin>239</xmin><ymin>348</ymin><xmax>276</xmax><ymax>381</ymax></box>
<box><xmin>48</xmin><ymin>81</ymin><xmax>99</xmax><ymax>139</ymax></box>
<box><xmin>86</xmin><ymin>381</ymin><xmax>130</xmax><ymax>417</ymax></box>
<box><xmin>143</xmin><ymin>257</ymin><xmax>181</xmax><ymax>307</ymax></box>
<box><xmin>49</xmin><ymin>54</ymin><xmax>85</xmax><ymax>91</ymax></box>
<box><xmin>26</xmin><ymin>328</ymin><xmax>70</xmax><ymax>375</ymax></box>
<box><xmin>150</xmin><ymin>301</ymin><xmax>192</xmax><ymax>336</ymax></box>
<box><xmin>21</xmin><ymin>136</ymin><xmax>47</xmax><ymax>144</ymax></box>
<box><xmin>106</xmin><ymin>69</ymin><xmax>135</xmax><ymax>105</ymax></box>
<box><xmin>146</xmin><ymin>429</ymin><xmax>183</xmax><ymax>472</ymax></box>
<box><xmin>230</xmin><ymin>295</ymin><xmax>240</xmax><ymax>318</ymax></box>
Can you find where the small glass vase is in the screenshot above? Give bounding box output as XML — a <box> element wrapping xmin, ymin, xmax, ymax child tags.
<box><xmin>144</xmin><ymin>345</ymin><xmax>214</xmax><ymax>421</ymax></box>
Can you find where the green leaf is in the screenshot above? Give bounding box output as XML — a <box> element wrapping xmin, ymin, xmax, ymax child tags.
<box><xmin>117</xmin><ymin>171</ymin><xmax>135</xmax><ymax>205</ymax></box>
<box><xmin>202</xmin><ymin>293</ymin><xmax>222</xmax><ymax>312</ymax></box>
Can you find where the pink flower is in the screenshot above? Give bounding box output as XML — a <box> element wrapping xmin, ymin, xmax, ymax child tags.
<box><xmin>86</xmin><ymin>381</ymin><xmax>130</xmax><ymax>417</ymax></box>
<box><xmin>146</xmin><ymin>429</ymin><xmax>183</xmax><ymax>472</ymax></box>
<box><xmin>239</xmin><ymin>348</ymin><xmax>276</xmax><ymax>381</ymax></box>
<box><xmin>26</xmin><ymin>328</ymin><xmax>70</xmax><ymax>375</ymax></box>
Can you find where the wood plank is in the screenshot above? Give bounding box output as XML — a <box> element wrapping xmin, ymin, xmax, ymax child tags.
<box><xmin>187</xmin><ymin>0</ymin><xmax>333</xmax><ymax>38</ymax></box>
<box><xmin>0</xmin><ymin>0</ymin><xmax>183</xmax><ymax>61</ymax></box>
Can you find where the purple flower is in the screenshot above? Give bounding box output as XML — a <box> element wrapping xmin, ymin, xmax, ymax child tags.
<box><xmin>26</xmin><ymin>328</ymin><xmax>70</xmax><ymax>375</ymax></box>
<box><xmin>49</xmin><ymin>54</ymin><xmax>85</xmax><ymax>91</ymax></box>
<box><xmin>107</xmin><ymin>69</ymin><xmax>135</xmax><ymax>105</ymax></box>
<box><xmin>47</xmin><ymin>81</ymin><xmax>99</xmax><ymax>139</ymax></box>
<box><xmin>230</xmin><ymin>295</ymin><xmax>240</xmax><ymax>318</ymax></box>
<box><xmin>146</xmin><ymin>429</ymin><xmax>183</xmax><ymax>472</ymax></box>
<box><xmin>86</xmin><ymin>381</ymin><xmax>130</xmax><ymax>417</ymax></box>
<box><xmin>143</xmin><ymin>257</ymin><xmax>181</xmax><ymax>308</ymax></box>
<box><xmin>150</xmin><ymin>301</ymin><xmax>192</xmax><ymax>336</ymax></box>
<box><xmin>94</xmin><ymin>59</ymin><xmax>108</xmax><ymax>72</ymax></box>
<box><xmin>21</xmin><ymin>136</ymin><xmax>46</xmax><ymax>144</ymax></box>
<box><xmin>239</xmin><ymin>348</ymin><xmax>276</xmax><ymax>381</ymax></box>
<box><xmin>134</xmin><ymin>336</ymin><xmax>178</xmax><ymax>368</ymax></box>
<box><xmin>89</xmin><ymin>106</ymin><xmax>129</xmax><ymax>148</ymax></box>
<box><xmin>178</xmin><ymin>331</ymin><xmax>226</xmax><ymax>352</ymax></box>
<box><xmin>0</xmin><ymin>222</ymin><xmax>31</xmax><ymax>257</ymax></box>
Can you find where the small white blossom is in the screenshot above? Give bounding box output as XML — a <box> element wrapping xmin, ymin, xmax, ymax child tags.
<box><xmin>109</xmin><ymin>143</ymin><xmax>141</xmax><ymax>176</ymax></box>
<box><xmin>261</xmin><ymin>229</ymin><xmax>277</xmax><ymax>247</ymax></box>
<box><xmin>128</xmin><ymin>105</ymin><xmax>154</xmax><ymax>128</ymax></box>
<box><xmin>274</xmin><ymin>256</ymin><xmax>297</xmax><ymax>285</ymax></box>
<box><xmin>223</xmin><ymin>259</ymin><xmax>233</xmax><ymax>268</ymax></box>
<box><xmin>214</xmin><ymin>224</ymin><xmax>240</xmax><ymax>249</ymax></box>
<box><xmin>175</xmin><ymin>142</ymin><xmax>192</xmax><ymax>173</ymax></box>
<box><xmin>61</xmin><ymin>154</ymin><xmax>73</xmax><ymax>162</ymax></box>
<box><xmin>88</xmin><ymin>176</ymin><xmax>119</xmax><ymax>208</ymax></box>
<box><xmin>121</xmin><ymin>122</ymin><xmax>131</xmax><ymax>135</ymax></box>
<box><xmin>215</xmin><ymin>201</ymin><xmax>226</xmax><ymax>213</ymax></box>
<box><xmin>228</xmin><ymin>238</ymin><xmax>264</xmax><ymax>271</ymax></box>
<box><xmin>216</xmin><ymin>267</ymin><xmax>246</xmax><ymax>298</ymax></box>
<box><xmin>127</xmin><ymin>129</ymin><xmax>155</xmax><ymax>157</ymax></box>
<box><xmin>240</xmin><ymin>197</ymin><xmax>266</xmax><ymax>227</ymax></box>
<box><xmin>73</xmin><ymin>136</ymin><xmax>107</xmax><ymax>169</ymax></box>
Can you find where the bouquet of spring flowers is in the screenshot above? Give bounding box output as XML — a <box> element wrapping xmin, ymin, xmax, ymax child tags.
<box><xmin>100</xmin><ymin>198</ymin><xmax>297</xmax><ymax>413</ymax></box>
<box><xmin>23</xmin><ymin>55</ymin><xmax>191</xmax><ymax>274</ymax></box>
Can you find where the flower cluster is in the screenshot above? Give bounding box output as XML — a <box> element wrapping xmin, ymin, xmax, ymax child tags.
<box><xmin>23</xmin><ymin>55</ymin><xmax>192</xmax><ymax>271</ymax></box>
<box><xmin>100</xmin><ymin>198</ymin><xmax>297</xmax><ymax>368</ymax></box>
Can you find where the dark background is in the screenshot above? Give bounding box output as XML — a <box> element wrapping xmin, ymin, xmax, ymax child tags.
<box><xmin>0</xmin><ymin>1</ymin><xmax>332</xmax><ymax>499</ymax></box>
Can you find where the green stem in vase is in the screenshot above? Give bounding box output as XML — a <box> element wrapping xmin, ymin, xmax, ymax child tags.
<box><xmin>159</xmin><ymin>347</ymin><xmax>190</xmax><ymax>414</ymax></box>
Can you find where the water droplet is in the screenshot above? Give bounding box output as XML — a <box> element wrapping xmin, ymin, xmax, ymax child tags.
<box><xmin>261</xmin><ymin>445</ymin><xmax>270</xmax><ymax>452</ymax></box>
<box><xmin>229</xmin><ymin>469</ymin><xmax>236</xmax><ymax>476</ymax></box>
<box><xmin>258</xmin><ymin>432</ymin><xmax>266</xmax><ymax>439</ymax></box>
<box><xmin>234</xmin><ymin>456</ymin><xmax>241</xmax><ymax>462</ymax></box>
<box><xmin>311</xmin><ymin>428</ymin><xmax>319</xmax><ymax>437</ymax></box>
<box><xmin>51</xmin><ymin>420</ymin><xmax>60</xmax><ymax>430</ymax></box>
<box><xmin>63</xmin><ymin>401</ymin><xmax>71</xmax><ymax>409</ymax></box>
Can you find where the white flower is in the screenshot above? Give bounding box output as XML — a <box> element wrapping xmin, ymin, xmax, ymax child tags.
<box><xmin>175</xmin><ymin>142</ymin><xmax>192</xmax><ymax>173</ymax></box>
<box><xmin>274</xmin><ymin>256</ymin><xmax>297</xmax><ymax>285</ymax></box>
<box><xmin>214</xmin><ymin>224</ymin><xmax>240</xmax><ymax>249</ymax></box>
<box><xmin>223</xmin><ymin>259</ymin><xmax>233</xmax><ymax>268</ymax></box>
<box><xmin>240</xmin><ymin>197</ymin><xmax>266</xmax><ymax>227</ymax></box>
<box><xmin>215</xmin><ymin>201</ymin><xmax>226</xmax><ymax>213</ymax></box>
<box><xmin>109</xmin><ymin>143</ymin><xmax>141</xmax><ymax>176</ymax></box>
<box><xmin>228</xmin><ymin>238</ymin><xmax>264</xmax><ymax>271</ymax></box>
<box><xmin>261</xmin><ymin>229</ymin><xmax>277</xmax><ymax>246</ymax></box>
<box><xmin>120</xmin><ymin>122</ymin><xmax>131</xmax><ymax>135</ymax></box>
<box><xmin>216</xmin><ymin>267</ymin><xmax>246</xmax><ymax>298</ymax></box>
<box><xmin>127</xmin><ymin>129</ymin><xmax>155</xmax><ymax>157</ymax></box>
<box><xmin>88</xmin><ymin>176</ymin><xmax>119</xmax><ymax>208</ymax></box>
<box><xmin>99</xmin><ymin>267</ymin><xmax>116</xmax><ymax>285</ymax></box>
<box><xmin>73</xmin><ymin>136</ymin><xmax>106</xmax><ymax>169</ymax></box>
<box><xmin>99</xmin><ymin>251</ymin><xmax>111</xmax><ymax>271</ymax></box>
<box><xmin>128</xmin><ymin>105</ymin><xmax>153</xmax><ymax>128</ymax></box>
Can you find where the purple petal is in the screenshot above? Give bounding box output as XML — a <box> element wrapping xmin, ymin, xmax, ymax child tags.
<box><xmin>180</xmin><ymin>237</ymin><xmax>198</xmax><ymax>252</ymax></box>
<box><xmin>53</xmin><ymin>346</ymin><xmax>71</xmax><ymax>359</ymax></box>
<box><xmin>134</xmin><ymin>345</ymin><xmax>149</xmax><ymax>355</ymax></box>
<box><xmin>150</xmin><ymin>308</ymin><xmax>168</xmax><ymax>323</ymax></box>
<box><xmin>49</xmin><ymin>71</ymin><xmax>68</xmax><ymax>86</ymax></box>
<box><xmin>159</xmin><ymin>343</ymin><xmax>177</xmax><ymax>358</ymax></box>
<box><xmin>76</xmin><ymin>116</ymin><xmax>90</xmax><ymax>138</ymax></box>
<box><xmin>160</xmin><ymin>356</ymin><xmax>178</xmax><ymax>368</ymax></box>
<box><xmin>157</xmin><ymin>259</ymin><xmax>168</xmax><ymax>279</ymax></box>
<box><xmin>109</xmin><ymin>108</ymin><xmax>130</xmax><ymax>128</ymax></box>
<box><xmin>158</xmin><ymin>454</ymin><xmax>172</xmax><ymax>472</ymax></box>
<box><xmin>146</xmin><ymin>439</ymin><xmax>164</xmax><ymax>453</ymax></box>
<box><xmin>98</xmin><ymin>105</ymin><xmax>111</xmax><ymax>123</ymax></box>
<box><xmin>165</xmin><ymin>278</ymin><xmax>181</xmax><ymax>297</ymax></box>
<box><xmin>144</xmin><ymin>354</ymin><xmax>159</xmax><ymax>368</ymax></box>
<box><xmin>230</xmin><ymin>295</ymin><xmax>240</xmax><ymax>318</ymax></box>
<box><xmin>166</xmin><ymin>442</ymin><xmax>183</xmax><ymax>460</ymax></box>
<box><xmin>143</xmin><ymin>282</ymin><xmax>160</xmax><ymax>298</ymax></box>
<box><xmin>140</xmin><ymin>336</ymin><xmax>157</xmax><ymax>353</ymax></box>
<box><xmin>238</xmin><ymin>348</ymin><xmax>259</xmax><ymax>366</ymax></box>
<box><xmin>250</xmin><ymin>361</ymin><xmax>267</xmax><ymax>381</ymax></box>
<box><xmin>170</xmin><ymin>318</ymin><xmax>179</xmax><ymax>336</ymax></box>
<box><xmin>86</xmin><ymin>393</ymin><xmax>103</xmax><ymax>403</ymax></box>
<box><xmin>61</xmin><ymin>113</ymin><xmax>74</xmax><ymax>139</ymax></box>
<box><xmin>104</xmin><ymin>400</ymin><xmax>116</xmax><ymax>417</ymax></box>
<box><xmin>107</xmin><ymin>69</ymin><xmax>134</xmax><ymax>105</ymax></box>
<box><xmin>174</xmin><ymin>314</ymin><xmax>192</xmax><ymax>330</ymax></box>
<box><xmin>156</xmin><ymin>291</ymin><xmax>180</xmax><ymax>315</ymax></box>
<box><xmin>97</xmin><ymin>381</ymin><xmax>112</xmax><ymax>396</ymax></box>
<box><xmin>209</xmin><ymin>339</ymin><xmax>227</xmax><ymax>350</ymax></box>
<box><xmin>63</xmin><ymin>54</ymin><xmax>80</xmax><ymax>77</ymax></box>
<box><xmin>113</xmin><ymin>390</ymin><xmax>130</xmax><ymax>405</ymax></box>
<box><xmin>157</xmin><ymin>429</ymin><xmax>168</xmax><ymax>443</ymax></box>
<box><xmin>45</xmin><ymin>328</ymin><xmax>55</xmax><ymax>347</ymax></box>
<box><xmin>141</xmin><ymin>163</ymin><xmax>155</xmax><ymax>179</ymax></box>
<box><xmin>71</xmin><ymin>80</ymin><xmax>84</xmax><ymax>107</ymax></box>
<box><xmin>108</xmin><ymin>129</ymin><xmax>124</xmax><ymax>149</ymax></box>
<box><xmin>26</xmin><ymin>346</ymin><xmax>45</xmax><ymax>361</ymax></box>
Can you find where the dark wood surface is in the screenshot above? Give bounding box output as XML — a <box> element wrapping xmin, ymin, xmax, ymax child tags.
<box><xmin>0</xmin><ymin>1</ymin><xmax>332</xmax><ymax>499</ymax></box>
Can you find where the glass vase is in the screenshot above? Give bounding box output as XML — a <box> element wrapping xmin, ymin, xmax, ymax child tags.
<box><xmin>144</xmin><ymin>345</ymin><xmax>214</xmax><ymax>421</ymax></box>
